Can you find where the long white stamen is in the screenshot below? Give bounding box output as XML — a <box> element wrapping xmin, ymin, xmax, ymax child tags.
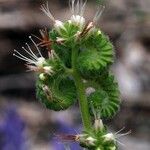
<box><xmin>76</xmin><ymin>0</ymin><xmax>80</xmax><ymax>15</ymax></box>
<box><xmin>29</xmin><ymin>36</ymin><xmax>43</xmax><ymax>57</ymax></box>
<box><xmin>13</xmin><ymin>53</ymin><xmax>34</xmax><ymax>64</ymax></box>
<box><xmin>70</xmin><ymin>0</ymin><xmax>86</xmax><ymax>16</ymax></box>
<box><xmin>116</xmin><ymin>139</ymin><xmax>125</xmax><ymax>146</ymax></box>
<box><xmin>79</xmin><ymin>0</ymin><xmax>82</xmax><ymax>15</ymax></box>
<box><xmin>25</xmin><ymin>43</ymin><xmax>39</xmax><ymax>60</ymax></box>
<box><xmin>13</xmin><ymin>49</ymin><xmax>35</xmax><ymax>64</ymax></box>
<box><xmin>93</xmin><ymin>5</ymin><xmax>105</xmax><ymax>23</ymax></box>
<box><xmin>116</xmin><ymin>130</ymin><xmax>131</xmax><ymax>138</ymax></box>
<box><xmin>22</xmin><ymin>46</ymin><xmax>37</xmax><ymax>61</ymax></box>
<box><xmin>115</xmin><ymin>127</ymin><xmax>125</xmax><ymax>135</ymax></box>
<box><xmin>40</xmin><ymin>2</ymin><xmax>55</xmax><ymax>22</ymax></box>
<box><xmin>80</xmin><ymin>0</ymin><xmax>87</xmax><ymax>16</ymax></box>
<box><xmin>70</xmin><ymin>0</ymin><xmax>75</xmax><ymax>14</ymax></box>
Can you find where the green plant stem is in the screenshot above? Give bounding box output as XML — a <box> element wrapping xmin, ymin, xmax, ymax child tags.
<box><xmin>73</xmin><ymin>71</ymin><xmax>92</xmax><ymax>131</ymax></box>
<box><xmin>71</xmin><ymin>45</ymin><xmax>92</xmax><ymax>131</ymax></box>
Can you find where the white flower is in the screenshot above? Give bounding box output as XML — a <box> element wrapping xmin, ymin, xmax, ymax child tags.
<box><xmin>41</xmin><ymin>2</ymin><xmax>65</xmax><ymax>31</ymax></box>
<box><xmin>40</xmin><ymin>0</ymin><xmax>105</xmax><ymax>39</ymax></box>
<box><xmin>102</xmin><ymin>133</ymin><xmax>115</xmax><ymax>142</ymax></box>
<box><xmin>69</xmin><ymin>0</ymin><xmax>86</xmax><ymax>27</ymax></box>
<box><xmin>54</xmin><ymin>20</ymin><xmax>64</xmax><ymax>30</ymax></box>
<box><xmin>71</xmin><ymin>15</ymin><xmax>85</xmax><ymax>27</ymax></box>
<box><xmin>35</xmin><ymin>57</ymin><xmax>46</xmax><ymax>67</ymax></box>
<box><xmin>69</xmin><ymin>0</ymin><xmax>105</xmax><ymax>25</ymax></box>
<box><xmin>76</xmin><ymin>134</ymin><xmax>97</xmax><ymax>147</ymax></box>
<box><xmin>86</xmin><ymin>136</ymin><xmax>97</xmax><ymax>146</ymax></box>
<box><xmin>13</xmin><ymin>36</ymin><xmax>54</xmax><ymax>75</ymax></box>
<box><xmin>94</xmin><ymin>119</ymin><xmax>104</xmax><ymax>131</ymax></box>
<box><xmin>43</xmin><ymin>66</ymin><xmax>54</xmax><ymax>75</ymax></box>
<box><xmin>102</xmin><ymin>127</ymin><xmax>131</xmax><ymax>146</ymax></box>
<box><xmin>13</xmin><ymin>36</ymin><xmax>45</xmax><ymax>68</ymax></box>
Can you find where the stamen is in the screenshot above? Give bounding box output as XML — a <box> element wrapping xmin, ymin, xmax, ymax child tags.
<box><xmin>39</xmin><ymin>29</ymin><xmax>48</xmax><ymax>39</ymax></box>
<box><xmin>116</xmin><ymin>130</ymin><xmax>131</xmax><ymax>138</ymax></box>
<box><xmin>70</xmin><ymin>0</ymin><xmax>86</xmax><ymax>16</ymax></box>
<box><xmin>13</xmin><ymin>49</ymin><xmax>35</xmax><ymax>64</ymax></box>
<box><xmin>13</xmin><ymin>53</ymin><xmax>32</xmax><ymax>63</ymax></box>
<box><xmin>80</xmin><ymin>0</ymin><xmax>87</xmax><ymax>16</ymax></box>
<box><xmin>79</xmin><ymin>0</ymin><xmax>83</xmax><ymax>15</ymax></box>
<box><xmin>75</xmin><ymin>0</ymin><xmax>80</xmax><ymax>15</ymax></box>
<box><xmin>93</xmin><ymin>5</ymin><xmax>105</xmax><ymax>24</ymax></box>
<box><xmin>69</xmin><ymin>0</ymin><xmax>76</xmax><ymax>15</ymax></box>
<box><xmin>25</xmin><ymin>43</ymin><xmax>39</xmax><ymax>60</ymax></box>
<box><xmin>40</xmin><ymin>2</ymin><xmax>55</xmax><ymax>22</ymax></box>
<box><xmin>116</xmin><ymin>139</ymin><xmax>124</xmax><ymax>146</ymax></box>
<box><xmin>29</xmin><ymin>36</ymin><xmax>43</xmax><ymax>57</ymax></box>
<box><xmin>31</xmin><ymin>34</ymin><xmax>42</xmax><ymax>41</ymax></box>
<box><xmin>115</xmin><ymin>127</ymin><xmax>125</xmax><ymax>135</ymax></box>
<box><xmin>22</xmin><ymin>46</ymin><xmax>37</xmax><ymax>61</ymax></box>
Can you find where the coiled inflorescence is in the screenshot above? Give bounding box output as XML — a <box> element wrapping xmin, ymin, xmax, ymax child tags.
<box><xmin>14</xmin><ymin>0</ymin><xmax>122</xmax><ymax>149</ymax></box>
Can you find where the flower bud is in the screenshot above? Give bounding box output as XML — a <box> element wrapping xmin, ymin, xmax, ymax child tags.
<box><xmin>109</xmin><ymin>146</ymin><xmax>116</xmax><ymax>150</ymax></box>
<box><xmin>94</xmin><ymin>119</ymin><xmax>104</xmax><ymax>131</ymax></box>
<box><xmin>97</xmin><ymin>30</ymin><xmax>101</xmax><ymax>35</ymax></box>
<box><xmin>39</xmin><ymin>73</ymin><xmax>46</xmax><ymax>81</ymax></box>
<box><xmin>86</xmin><ymin>136</ymin><xmax>97</xmax><ymax>146</ymax></box>
<box><xmin>102</xmin><ymin>133</ymin><xmax>115</xmax><ymax>142</ymax></box>
<box><xmin>43</xmin><ymin>66</ymin><xmax>53</xmax><ymax>75</ymax></box>
<box><xmin>76</xmin><ymin>134</ymin><xmax>97</xmax><ymax>147</ymax></box>
<box><xmin>54</xmin><ymin>20</ymin><xmax>65</xmax><ymax>31</ymax></box>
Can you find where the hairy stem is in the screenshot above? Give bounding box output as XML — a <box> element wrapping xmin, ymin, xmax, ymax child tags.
<box><xmin>71</xmin><ymin>45</ymin><xmax>92</xmax><ymax>131</ymax></box>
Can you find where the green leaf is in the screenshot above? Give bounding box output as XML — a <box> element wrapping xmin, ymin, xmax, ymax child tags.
<box><xmin>36</xmin><ymin>75</ymin><xmax>77</xmax><ymax>111</ymax></box>
<box><xmin>77</xmin><ymin>31</ymin><xmax>114</xmax><ymax>78</ymax></box>
<box><xmin>88</xmin><ymin>72</ymin><xmax>121</xmax><ymax>118</ymax></box>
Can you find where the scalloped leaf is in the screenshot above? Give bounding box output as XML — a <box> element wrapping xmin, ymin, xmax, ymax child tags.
<box><xmin>36</xmin><ymin>75</ymin><xmax>77</xmax><ymax>111</ymax></box>
<box><xmin>88</xmin><ymin>73</ymin><xmax>121</xmax><ymax>118</ymax></box>
<box><xmin>77</xmin><ymin>31</ymin><xmax>114</xmax><ymax>78</ymax></box>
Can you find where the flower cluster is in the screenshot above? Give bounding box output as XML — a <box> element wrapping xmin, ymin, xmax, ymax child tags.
<box><xmin>13</xmin><ymin>1</ymin><xmax>123</xmax><ymax>150</ymax></box>
<box><xmin>58</xmin><ymin>119</ymin><xmax>130</xmax><ymax>149</ymax></box>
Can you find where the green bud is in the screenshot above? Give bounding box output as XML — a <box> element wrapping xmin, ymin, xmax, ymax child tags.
<box><xmin>39</xmin><ymin>73</ymin><xmax>46</xmax><ymax>81</ymax></box>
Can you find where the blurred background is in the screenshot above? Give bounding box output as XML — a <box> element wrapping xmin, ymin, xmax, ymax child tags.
<box><xmin>0</xmin><ymin>0</ymin><xmax>149</xmax><ymax>149</ymax></box>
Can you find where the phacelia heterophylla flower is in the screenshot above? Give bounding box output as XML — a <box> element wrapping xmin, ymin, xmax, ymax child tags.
<box><xmin>57</xmin><ymin>119</ymin><xmax>131</xmax><ymax>150</ymax></box>
<box><xmin>14</xmin><ymin>0</ymin><xmax>122</xmax><ymax>149</ymax></box>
